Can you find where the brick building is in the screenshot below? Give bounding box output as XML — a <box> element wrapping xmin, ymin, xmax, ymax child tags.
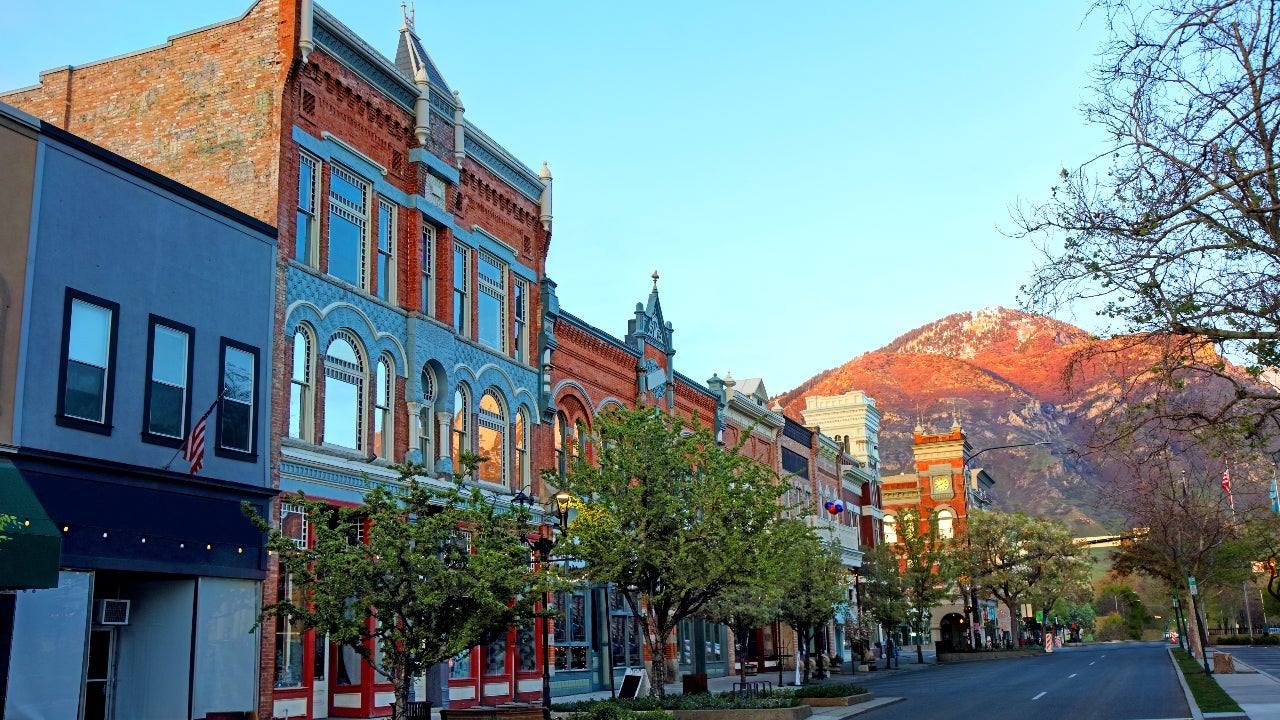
<box><xmin>3</xmin><ymin>1</ymin><xmax>555</xmax><ymax>717</ymax></box>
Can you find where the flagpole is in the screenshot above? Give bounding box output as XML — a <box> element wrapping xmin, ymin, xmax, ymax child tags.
<box><xmin>162</xmin><ymin>388</ymin><xmax>224</xmax><ymax>470</ymax></box>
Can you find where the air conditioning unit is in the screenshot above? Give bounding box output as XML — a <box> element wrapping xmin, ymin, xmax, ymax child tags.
<box><xmin>97</xmin><ymin>599</ymin><xmax>131</xmax><ymax>625</ymax></box>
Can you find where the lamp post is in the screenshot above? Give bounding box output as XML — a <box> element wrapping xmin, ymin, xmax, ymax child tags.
<box><xmin>513</xmin><ymin>490</ymin><xmax>573</xmax><ymax>720</ymax></box>
<box><xmin>962</xmin><ymin>440</ymin><xmax>1052</xmax><ymax>648</ymax></box>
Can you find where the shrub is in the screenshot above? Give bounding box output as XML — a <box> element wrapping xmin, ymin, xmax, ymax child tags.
<box><xmin>790</xmin><ymin>683</ymin><xmax>868</xmax><ymax>699</ymax></box>
<box><xmin>553</xmin><ymin>692</ymin><xmax>800</xmax><ymax>714</ymax></box>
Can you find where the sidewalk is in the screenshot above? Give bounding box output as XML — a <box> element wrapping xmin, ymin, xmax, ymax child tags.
<box><xmin>1212</xmin><ymin>656</ymin><xmax>1280</xmax><ymax>720</ymax></box>
<box><xmin>551</xmin><ymin>653</ymin><xmax>936</xmax><ymax>717</ymax></box>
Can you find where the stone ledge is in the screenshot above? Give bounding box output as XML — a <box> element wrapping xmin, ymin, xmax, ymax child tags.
<box><xmin>799</xmin><ymin>692</ymin><xmax>875</xmax><ymax>707</ymax></box>
<box><xmin>672</xmin><ymin>706</ymin><xmax>812</xmax><ymax>720</ymax></box>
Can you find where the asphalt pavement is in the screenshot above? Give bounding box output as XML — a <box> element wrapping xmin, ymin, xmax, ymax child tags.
<box><xmin>1205</xmin><ymin>645</ymin><xmax>1280</xmax><ymax>720</ymax></box>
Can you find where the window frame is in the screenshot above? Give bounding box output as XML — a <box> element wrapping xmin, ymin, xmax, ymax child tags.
<box><xmin>327</xmin><ymin>164</ymin><xmax>371</xmax><ymax>290</ymax></box>
<box><xmin>452</xmin><ymin>384</ymin><xmax>471</xmax><ymax>478</ymax></box>
<box><xmin>56</xmin><ymin>288</ymin><xmax>120</xmax><ymax>435</ymax></box>
<box><xmin>215</xmin><ymin>337</ymin><xmax>259</xmax><ymax>461</ymax></box>
<box><xmin>296</xmin><ymin>150</ymin><xmax>320</xmax><ymax>266</ymax></box>
<box><xmin>289</xmin><ymin>325</ymin><xmax>316</xmax><ymax>442</ymax></box>
<box><xmin>476</xmin><ymin>389</ymin><xmax>507</xmax><ymax>486</ymax></box>
<box><xmin>421</xmin><ymin>225</ymin><xmax>436</xmax><ymax>317</ymax></box>
<box><xmin>375</xmin><ymin>198</ymin><xmax>396</xmax><ymax>303</ymax></box>
<box><xmin>419</xmin><ymin>366</ymin><xmax>436</xmax><ymax>464</ymax></box>
<box><xmin>323</xmin><ymin>332</ymin><xmax>366</xmax><ymax>452</ymax></box>
<box><xmin>453</xmin><ymin>243</ymin><xmax>471</xmax><ymax>337</ymax></box>
<box><xmin>512</xmin><ymin>277</ymin><xmax>528</xmax><ymax>363</ymax></box>
<box><xmin>374</xmin><ymin>354</ymin><xmax>394</xmax><ymax>460</ymax></box>
<box><xmin>514</xmin><ymin>408</ymin><xmax>529</xmax><ymax>491</ymax></box>
<box><xmin>141</xmin><ymin>314</ymin><xmax>195</xmax><ymax>447</ymax></box>
<box><xmin>476</xmin><ymin>251</ymin><xmax>506</xmax><ymax>352</ymax></box>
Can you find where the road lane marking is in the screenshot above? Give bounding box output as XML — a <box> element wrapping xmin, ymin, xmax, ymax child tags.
<box><xmin>1068</xmin><ymin>673</ymin><xmax>1077</xmax><ymax>678</ymax></box>
<box><xmin>1033</xmin><ymin>692</ymin><xmax>1047</xmax><ymax>700</ymax></box>
<box><xmin>1089</xmin><ymin>661</ymin><xmax>1096</xmax><ymax>665</ymax></box>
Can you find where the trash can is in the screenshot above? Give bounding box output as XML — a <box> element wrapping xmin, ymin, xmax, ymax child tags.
<box><xmin>406</xmin><ymin>701</ymin><xmax>432</xmax><ymax>719</ymax></box>
<box><xmin>682</xmin><ymin>673</ymin><xmax>709</xmax><ymax>694</ymax></box>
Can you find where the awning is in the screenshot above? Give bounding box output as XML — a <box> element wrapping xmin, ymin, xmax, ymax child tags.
<box><xmin>0</xmin><ymin>459</ymin><xmax>61</xmax><ymax>589</ymax></box>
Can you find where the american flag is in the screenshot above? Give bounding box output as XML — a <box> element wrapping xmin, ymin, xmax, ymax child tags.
<box><xmin>182</xmin><ymin>414</ymin><xmax>207</xmax><ymax>475</ymax></box>
<box><xmin>1222</xmin><ymin>468</ymin><xmax>1234</xmax><ymax>509</ymax></box>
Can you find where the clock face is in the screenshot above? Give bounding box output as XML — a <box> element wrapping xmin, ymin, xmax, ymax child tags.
<box><xmin>933</xmin><ymin>475</ymin><xmax>951</xmax><ymax>493</ymax></box>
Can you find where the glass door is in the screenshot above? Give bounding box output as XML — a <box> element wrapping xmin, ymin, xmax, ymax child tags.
<box><xmin>312</xmin><ymin>633</ymin><xmax>330</xmax><ymax>717</ymax></box>
<box><xmin>84</xmin><ymin>628</ymin><xmax>116</xmax><ymax>720</ymax></box>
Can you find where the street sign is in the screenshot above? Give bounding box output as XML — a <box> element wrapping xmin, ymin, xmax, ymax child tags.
<box><xmin>1189</xmin><ymin>576</ymin><xmax>1198</xmax><ymax>596</ymax></box>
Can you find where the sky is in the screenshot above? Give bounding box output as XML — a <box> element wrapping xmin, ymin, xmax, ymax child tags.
<box><xmin>0</xmin><ymin>1</ymin><xmax>1113</xmax><ymax>393</ymax></box>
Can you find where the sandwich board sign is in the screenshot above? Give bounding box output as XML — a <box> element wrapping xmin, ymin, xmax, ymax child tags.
<box><xmin>618</xmin><ymin>668</ymin><xmax>647</xmax><ymax>699</ymax></box>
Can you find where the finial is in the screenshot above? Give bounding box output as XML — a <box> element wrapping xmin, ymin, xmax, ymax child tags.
<box><xmin>540</xmin><ymin>161</ymin><xmax>552</xmax><ymax>180</ymax></box>
<box><xmin>652</xmin><ymin>270</ymin><xmax>660</xmax><ymax>291</ymax></box>
<box><xmin>771</xmin><ymin>401</ymin><xmax>783</xmax><ymax>412</ymax></box>
<box><xmin>724</xmin><ymin>371</ymin><xmax>736</xmax><ymax>388</ymax></box>
<box><xmin>401</xmin><ymin>2</ymin><xmax>412</xmax><ymax>30</ymax></box>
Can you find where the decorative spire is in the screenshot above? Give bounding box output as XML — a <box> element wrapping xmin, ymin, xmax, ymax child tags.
<box><xmin>453</xmin><ymin>90</ymin><xmax>466</xmax><ymax>167</ymax></box>
<box><xmin>724</xmin><ymin>371</ymin><xmax>736</xmax><ymax>389</ymax></box>
<box><xmin>539</xmin><ymin>161</ymin><xmax>553</xmax><ymax>232</ymax></box>
<box><xmin>652</xmin><ymin>270</ymin><xmax>660</xmax><ymax>291</ymax></box>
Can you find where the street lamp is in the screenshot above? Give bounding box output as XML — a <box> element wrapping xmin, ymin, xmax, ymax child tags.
<box><xmin>512</xmin><ymin>490</ymin><xmax>573</xmax><ymax>720</ymax></box>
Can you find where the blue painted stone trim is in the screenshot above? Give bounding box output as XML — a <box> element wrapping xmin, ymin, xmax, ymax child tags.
<box><xmin>674</xmin><ymin>371</ymin><xmax>718</xmax><ymax>400</ymax></box>
<box><xmin>280</xmin><ymin>465</ymin><xmax>370</xmax><ymax>505</ymax></box>
<box><xmin>429</xmin><ymin>88</ymin><xmax>456</xmax><ymax>118</ymax></box>
<box><xmin>293</xmin><ymin>127</ymin><xmax>414</xmax><ymax>206</ymax></box>
<box><xmin>416</xmin><ymin>198</ymin><xmax>454</xmax><ymax>228</ymax></box>
<box><xmin>410</xmin><ymin>147</ymin><xmax>460</xmax><ymax>184</ymax></box>
<box><xmin>451</xmin><ymin>225</ymin><xmax>538</xmax><ymax>283</ymax></box>
<box><xmin>463</xmin><ymin>135</ymin><xmax>543</xmax><ymax>200</ymax></box>
<box><xmin>286</xmin><ymin>268</ymin><xmax>410</xmax><ymax>377</ymax></box>
<box><xmin>314</xmin><ymin>10</ymin><xmax>417</xmax><ymax>111</ymax></box>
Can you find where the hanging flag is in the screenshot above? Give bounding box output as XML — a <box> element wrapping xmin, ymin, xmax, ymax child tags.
<box><xmin>179</xmin><ymin>389</ymin><xmax>224</xmax><ymax>476</ymax></box>
<box><xmin>1270</xmin><ymin>471</ymin><xmax>1278</xmax><ymax>514</ymax></box>
<box><xmin>1222</xmin><ymin>468</ymin><xmax>1235</xmax><ymax>509</ymax></box>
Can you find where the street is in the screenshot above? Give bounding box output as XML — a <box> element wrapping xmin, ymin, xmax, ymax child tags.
<box><xmin>853</xmin><ymin>642</ymin><xmax>1190</xmax><ymax>720</ymax></box>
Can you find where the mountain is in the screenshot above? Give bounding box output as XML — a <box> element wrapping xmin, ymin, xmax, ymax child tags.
<box><xmin>776</xmin><ymin>307</ymin><xmax>1134</xmax><ymax>533</ymax></box>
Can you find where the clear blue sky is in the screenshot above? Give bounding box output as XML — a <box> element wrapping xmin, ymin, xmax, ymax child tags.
<box><xmin>0</xmin><ymin>1</ymin><xmax>1111</xmax><ymax>393</ymax></box>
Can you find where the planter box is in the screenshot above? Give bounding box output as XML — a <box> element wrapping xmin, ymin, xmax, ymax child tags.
<box><xmin>443</xmin><ymin>706</ymin><xmax>545</xmax><ymax>720</ymax></box>
<box><xmin>799</xmin><ymin>693</ymin><xmax>875</xmax><ymax>707</ymax></box>
<box><xmin>673</xmin><ymin>706</ymin><xmax>811</xmax><ymax>720</ymax></box>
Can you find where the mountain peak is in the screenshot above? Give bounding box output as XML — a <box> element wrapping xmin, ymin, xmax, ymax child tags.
<box><xmin>883</xmin><ymin>307</ymin><xmax>1090</xmax><ymax>360</ymax></box>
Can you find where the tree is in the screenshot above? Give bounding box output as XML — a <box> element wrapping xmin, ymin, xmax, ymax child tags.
<box><xmin>893</xmin><ymin>507</ymin><xmax>956</xmax><ymax>664</ymax></box>
<box><xmin>552</xmin><ymin>405</ymin><xmax>787</xmax><ymax>696</ymax></box>
<box><xmin>1095</xmin><ymin>583</ymin><xmax>1146</xmax><ymax>640</ymax></box>
<box><xmin>963</xmin><ymin>510</ymin><xmax>1092</xmax><ymax>644</ymax></box>
<box><xmin>776</xmin><ymin>523</ymin><xmax>847</xmax><ymax>684</ymax></box>
<box><xmin>858</xmin><ymin>543</ymin><xmax>908</xmax><ymax>669</ymax></box>
<box><xmin>245</xmin><ymin>456</ymin><xmax>542</xmax><ymax>720</ymax></box>
<box><xmin>1015</xmin><ymin>0</ymin><xmax>1280</xmax><ymax>445</ymax></box>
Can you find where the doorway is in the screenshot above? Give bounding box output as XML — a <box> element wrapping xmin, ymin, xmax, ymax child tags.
<box><xmin>312</xmin><ymin>633</ymin><xmax>329</xmax><ymax>718</ymax></box>
<box><xmin>84</xmin><ymin>628</ymin><xmax>116</xmax><ymax>720</ymax></box>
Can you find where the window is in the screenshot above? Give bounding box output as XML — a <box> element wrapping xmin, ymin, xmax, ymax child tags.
<box><xmin>554</xmin><ymin>411</ymin><xmax>568</xmax><ymax>477</ymax></box>
<box><xmin>324</xmin><ymin>333</ymin><xmax>365</xmax><ymax>450</ymax></box>
<box><xmin>553</xmin><ymin>590</ymin><xmax>589</xmax><ymax>671</ymax></box>
<box><xmin>297</xmin><ymin>152</ymin><xmax>319</xmax><ymax>265</ymax></box>
<box><xmin>883</xmin><ymin>515</ymin><xmax>897</xmax><ymax>544</ymax></box>
<box><xmin>449</xmin><ymin>649</ymin><xmax>473</xmax><ymax>679</ymax></box>
<box><xmin>609</xmin><ymin>587</ymin><xmax>644</xmax><ymax>668</ymax></box>
<box><xmin>514</xmin><ymin>409</ymin><xmax>529</xmax><ymax>491</ymax></box>
<box><xmin>477</xmin><ymin>251</ymin><xmax>505</xmax><ymax>351</ymax></box>
<box><xmin>328</xmin><ymin>165</ymin><xmax>369</xmax><ymax>288</ymax></box>
<box><xmin>275</xmin><ymin>568</ymin><xmax>306</xmax><ymax>688</ymax></box>
<box><xmin>421</xmin><ymin>226</ymin><xmax>435</xmax><ymax>316</ymax></box>
<box><xmin>452</xmin><ymin>385</ymin><xmax>470</xmax><ymax>476</ymax></box>
<box><xmin>419</xmin><ymin>366</ymin><xmax>436</xmax><ymax>464</ymax></box>
<box><xmin>57</xmin><ymin>289</ymin><xmax>118</xmax><ymax>432</ymax></box>
<box><xmin>477</xmin><ymin>390</ymin><xmax>506</xmax><ymax>485</ymax></box>
<box><xmin>512</xmin><ymin>278</ymin><xmax>528</xmax><ymax>363</ymax></box>
<box><xmin>280</xmin><ymin>502</ymin><xmax>308</xmax><ymax>548</ymax></box>
<box><xmin>376</xmin><ymin>199</ymin><xmax>395</xmax><ymax>302</ymax></box>
<box><xmin>453</xmin><ymin>244</ymin><xmax>470</xmax><ymax>335</ymax></box>
<box><xmin>937</xmin><ymin>508</ymin><xmax>955</xmax><ymax>539</ymax></box>
<box><xmin>218</xmin><ymin>339</ymin><xmax>258</xmax><ymax>456</ymax></box>
<box><xmin>289</xmin><ymin>326</ymin><xmax>315</xmax><ymax>441</ymax></box>
<box><xmin>143</xmin><ymin>316</ymin><xmax>193</xmax><ymax>443</ymax></box>
<box><xmin>374</xmin><ymin>356</ymin><xmax>393</xmax><ymax>459</ymax></box>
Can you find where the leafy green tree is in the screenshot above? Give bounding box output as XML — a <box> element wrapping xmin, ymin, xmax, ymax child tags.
<box><xmin>552</xmin><ymin>405</ymin><xmax>786</xmax><ymax>696</ymax></box>
<box><xmin>776</xmin><ymin>523</ymin><xmax>847</xmax><ymax>684</ymax></box>
<box><xmin>1096</xmin><ymin>584</ymin><xmax>1145</xmax><ymax>640</ymax></box>
<box><xmin>963</xmin><ymin>510</ymin><xmax>1091</xmax><ymax>644</ymax></box>
<box><xmin>1015</xmin><ymin>0</ymin><xmax>1280</xmax><ymax>445</ymax></box>
<box><xmin>245</xmin><ymin>456</ymin><xmax>542</xmax><ymax>720</ymax></box>
<box><xmin>893</xmin><ymin>507</ymin><xmax>956</xmax><ymax>664</ymax></box>
<box><xmin>860</xmin><ymin>543</ymin><xmax>908</xmax><ymax>669</ymax></box>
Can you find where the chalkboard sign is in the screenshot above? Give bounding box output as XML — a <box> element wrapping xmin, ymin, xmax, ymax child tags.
<box><xmin>618</xmin><ymin>668</ymin><xmax>646</xmax><ymax>699</ymax></box>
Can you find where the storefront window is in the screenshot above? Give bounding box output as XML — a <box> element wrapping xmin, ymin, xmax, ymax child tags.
<box><xmin>450</xmin><ymin>649</ymin><xmax>473</xmax><ymax>679</ymax></box>
<box><xmin>274</xmin><ymin>569</ymin><xmax>306</xmax><ymax>688</ymax></box>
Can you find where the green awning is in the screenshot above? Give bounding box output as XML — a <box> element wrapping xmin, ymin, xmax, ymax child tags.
<box><xmin>0</xmin><ymin>459</ymin><xmax>61</xmax><ymax>589</ymax></box>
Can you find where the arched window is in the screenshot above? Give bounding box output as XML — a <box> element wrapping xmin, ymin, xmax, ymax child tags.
<box><xmin>883</xmin><ymin>515</ymin><xmax>898</xmax><ymax>544</ymax></box>
<box><xmin>419</xmin><ymin>366</ymin><xmax>436</xmax><ymax>464</ymax></box>
<box><xmin>575</xmin><ymin>419</ymin><xmax>589</xmax><ymax>460</ymax></box>
<box><xmin>554</xmin><ymin>411</ymin><xmax>568</xmax><ymax>477</ymax></box>
<box><xmin>452</xmin><ymin>385</ymin><xmax>471</xmax><ymax>476</ymax></box>
<box><xmin>514</xmin><ymin>409</ymin><xmax>529</xmax><ymax>490</ymax></box>
<box><xmin>289</xmin><ymin>326</ymin><xmax>314</xmax><ymax>441</ymax></box>
<box><xmin>937</xmin><ymin>508</ymin><xmax>955</xmax><ymax>539</ymax></box>
<box><xmin>373</xmin><ymin>355</ymin><xmax>393</xmax><ymax>459</ymax></box>
<box><xmin>323</xmin><ymin>333</ymin><xmax>364</xmax><ymax>450</ymax></box>
<box><xmin>477</xmin><ymin>390</ymin><xmax>507</xmax><ymax>485</ymax></box>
